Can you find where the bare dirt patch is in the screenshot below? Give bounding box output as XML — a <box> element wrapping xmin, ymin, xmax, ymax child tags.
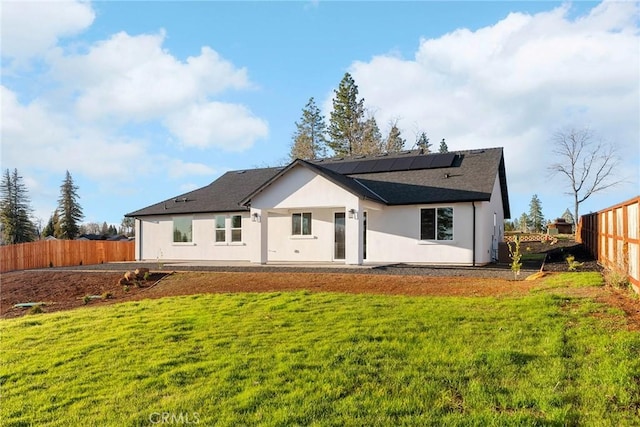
<box><xmin>1</xmin><ymin>269</ymin><xmax>638</xmax><ymax>331</ymax></box>
<box><xmin>1</xmin><ymin>271</ymin><xmax>167</xmax><ymax>319</ymax></box>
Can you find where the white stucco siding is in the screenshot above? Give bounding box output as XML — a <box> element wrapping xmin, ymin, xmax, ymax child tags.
<box><xmin>251</xmin><ymin>166</ymin><xmax>359</xmax><ymax>209</ymax></box>
<box><xmin>265</xmin><ymin>209</ymin><xmax>335</xmax><ymax>262</ymax></box>
<box><xmin>365</xmin><ymin>203</ymin><xmax>475</xmax><ymax>264</ymax></box>
<box><xmin>473</xmin><ymin>173</ymin><xmax>504</xmax><ymax>264</ymax></box>
<box><xmin>136</xmin><ymin>213</ymin><xmax>251</xmax><ymax>261</ymax></box>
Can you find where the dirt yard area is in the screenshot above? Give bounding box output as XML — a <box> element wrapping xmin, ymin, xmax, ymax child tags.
<box><xmin>1</xmin><ymin>269</ymin><xmax>638</xmax><ymax>330</ymax></box>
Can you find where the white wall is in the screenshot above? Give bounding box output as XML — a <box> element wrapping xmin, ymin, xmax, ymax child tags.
<box><xmin>136</xmin><ymin>213</ymin><xmax>251</xmax><ymax>261</ymax></box>
<box><xmin>251</xmin><ymin>165</ymin><xmax>359</xmax><ymax>210</ymax></box>
<box><xmin>473</xmin><ymin>172</ymin><xmax>505</xmax><ymax>264</ymax></box>
<box><xmin>365</xmin><ymin>203</ymin><xmax>475</xmax><ymax>264</ymax></box>
<box><xmin>265</xmin><ymin>209</ymin><xmax>335</xmax><ymax>262</ymax></box>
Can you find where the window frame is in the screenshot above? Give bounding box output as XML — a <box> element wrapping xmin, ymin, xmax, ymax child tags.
<box><xmin>291</xmin><ymin>212</ymin><xmax>312</xmax><ymax>236</ymax></box>
<box><xmin>172</xmin><ymin>216</ymin><xmax>193</xmax><ymax>243</ymax></box>
<box><xmin>230</xmin><ymin>215</ymin><xmax>242</xmax><ymax>243</ymax></box>
<box><xmin>420</xmin><ymin>207</ymin><xmax>454</xmax><ymax>241</ymax></box>
<box><xmin>214</xmin><ymin>215</ymin><xmax>226</xmax><ymax>243</ymax></box>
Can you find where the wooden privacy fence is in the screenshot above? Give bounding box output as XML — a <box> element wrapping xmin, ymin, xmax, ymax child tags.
<box><xmin>577</xmin><ymin>196</ymin><xmax>640</xmax><ymax>292</ymax></box>
<box><xmin>0</xmin><ymin>240</ymin><xmax>135</xmax><ymax>273</ymax></box>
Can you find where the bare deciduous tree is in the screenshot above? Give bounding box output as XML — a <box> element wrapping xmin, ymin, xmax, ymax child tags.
<box><xmin>548</xmin><ymin>127</ymin><xmax>623</xmax><ymax>232</ymax></box>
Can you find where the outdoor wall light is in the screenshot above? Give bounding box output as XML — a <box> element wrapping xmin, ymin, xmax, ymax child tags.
<box><xmin>251</xmin><ymin>213</ymin><xmax>261</xmax><ymax>223</ymax></box>
<box><xmin>348</xmin><ymin>209</ymin><xmax>357</xmax><ymax>219</ymax></box>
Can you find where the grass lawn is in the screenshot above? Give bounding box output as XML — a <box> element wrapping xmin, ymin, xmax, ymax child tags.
<box><xmin>1</xmin><ymin>272</ymin><xmax>639</xmax><ymax>426</ymax></box>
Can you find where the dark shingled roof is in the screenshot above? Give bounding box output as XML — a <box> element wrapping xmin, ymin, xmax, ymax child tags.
<box><xmin>126</xmin><ymin>167</ymin><xmax>282</xmax><ymax>217</ymax></box>
<box><xmin>126</xmin><ymin>147</ymin><xmax>510</xmax><ymax>218</ymax></box>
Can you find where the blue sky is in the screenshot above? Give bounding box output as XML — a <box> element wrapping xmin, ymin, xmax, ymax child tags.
<box><xmin>2</xmin><ymin>1</ymin><xmax>638</xmax><ymax>230</ymax></box>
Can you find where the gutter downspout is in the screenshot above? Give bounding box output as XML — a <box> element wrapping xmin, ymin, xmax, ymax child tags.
<box><xmin>472</xmin><ymin>202</ymin><xmax>476</xmax><ymax>267</ymax></box>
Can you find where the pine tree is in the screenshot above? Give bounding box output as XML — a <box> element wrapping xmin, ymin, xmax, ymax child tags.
<box><xmin>290</xmin><ymin>97</ymin><xmax>328</xmax><ymax>160</ymax></box>
<box><xmin>438</xmin><ymin>138</ymin><xmax>449</xmax><ymax>153</ymax></box>
<box><xmin>519</xmin><ymin>212</ymin><xmax>529</xmax><ymax>232</ymax></box>
<box><xmin>416</xmin><ymin>132</ymin><xmax>431</xmax><ymax>153</ymax></box>
<box><xmin>561</xmin><ymin>208</ymin><xmax>574</xmax><ymax>225</ymax></box>
<box><xmin>528</xmin><ymin>194</ymin><xmax>544</xmax><ymax>233</ymax></box>
<box><xmin>42</xmin><ymin>211</ymin><xmax>56</xmax><ymax>238</ymax></box>
<box><xmin>57</xmin><ymin>171</ymin><xmax>84</xmax><ymax>239</ymax></box>
<box><xmin>357</xmin><ymin>116</ymin><xmax>383</xmax><ymax>155</ymax></box>
<box><xmin>0</xmin><ymin>168</ymin><xmax>36</xmax><ymax>244</ymax></box>
<box><xmin>52</xmin><ymin>209</ymin><xmax>62</xmax><ymax>238</ymax></box>
<box><xmin>384</xmin><ymin>123</ymin><xmax>406</xmax><ymax>153</ymax></box>
<box><xmin>328</xmin><ymin>73</ymin><xmax>366</xmax><ymax>156</ymax></box>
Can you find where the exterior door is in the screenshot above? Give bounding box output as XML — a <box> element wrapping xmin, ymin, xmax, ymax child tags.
<box><xmin>334</xmin><ymin>212</ymin><xmax>345</xmax><ymax>260</ymax></box>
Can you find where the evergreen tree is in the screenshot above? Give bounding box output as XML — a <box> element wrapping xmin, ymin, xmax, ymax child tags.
<box><xmin>416</xmin><ymin>132</ymin><xmax>431</xmax><ymax>153</ymax></box>
<box><xmin>57</xmin><ymin>171</ymin><xmax>84</xmax><ymax>239</ymax></box>
<box><xmin>438</xmin><ymin>138</ymin><xmax>449</xmax><ymax>153</ymax></box>
<box><xmin>384</xmin><ymin>123</ymin><xmax>406</xmax><ymax>153</ymax></box>
<box><xmin>358</xmin><ymin>116</ymin><xmax>383</xmax><ymax>155</ymax></box>
<box><xmin>0</xmin><ymin>168</ymin><xmax>36</xmax><ymax>244</ymax></box>
<box><xmin>328</xmin><ymin>73</ymin><xmax>366</xmax><ymax>156</ymax></box>
<box><xmin>561</xmin><ymin>208</ymin><xmax>574</xmax><ymax>225</ymax></box>
<box><xmin>108</xmin><ymin>224</ymin><xmax>118</xmax><ymax>235</ymax></box>
<box><xmin>290</xmin><ymin>97</ymin><xmax>328</xmax><ymax>160</ymax></box>
<box><xmin>52</xmin><ymin>209</ymin><xmax>62</xmax><ymax>238</ymax></box>
<box><xmin>42</xmin><ymin>211</ymin><xmax>56</xmax><ymax>238</ymax></box>
<box><xmin>519</xmin><ymin>212</ymin><xmax>529</xmax><ymax>232</ymax></box>
<box><xmin>528</xmin><ymin>194</ymin><xmax>544</xmax><ymax>233</ymax></box>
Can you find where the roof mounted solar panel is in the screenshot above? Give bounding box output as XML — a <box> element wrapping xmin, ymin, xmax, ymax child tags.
<box><xmin>352</xmin><ymin>160</ymin><xmax>378</xmax><ymax>174</ymax></box>
<box><xmin>390</xmin><ymin>157</ymin><xmax>414</xmax><ymax>171</ymax></box>
<box><xmin>409</xmin><ymin>155</ymin><xmax>434</xmax><ymax>170</ymax></box>
<box><xmin>431</xmin><ymin>153</ymin><xmax>456</xmax><ymax>168</ymax></box>
<box><xmin>340</xmin><ymin>161</ymin><xmax>360</xmax><ymax>175</ymax></box>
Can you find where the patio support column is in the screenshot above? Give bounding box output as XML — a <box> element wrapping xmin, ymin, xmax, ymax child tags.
<box><xmin>250</xmin><ymin>208</ymin><xmax>268</xmax><ymax>264</ymax></box>
<box><xmin>345</xmin><ymin>199</ymin><xmax>364</xmax><ymax>265</ymax></box>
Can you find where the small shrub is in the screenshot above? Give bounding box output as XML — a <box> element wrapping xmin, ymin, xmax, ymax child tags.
<box><xmin>144</xmin><ymin>272</ymin><xmax>151</xmax><ymax>281</ymax></box>
<box><xmin>102</xmin><ymin>292</ymin><xmax>113</xmax><ymax>300</ymax></box>
<box><xmin>604</xmin><ymin>268</ymin><xmax>629</xmax><ymax>289</ymax></box>
<box><xmin>28</xmin><ymin>305</ymin><xmax>43</xmax><ymax>315</ymax></box>
<box><xmin>83</xmin><ymin>295</ymin><xmax>91</xmax><ymax>305</ymax></box>
<box><xmin>123</xmin><ymin>285</ymin><xmax>130</xmax><ymax>292</ymax></box>
<box><xmin>566</xmin><ymin>255</ymin><xmax>583</xmax><ymax>272</ymax></box>
<box><xmin>507</xmin><ymin>236</ymin><xmax>523</xmax><ymax>280</ymax></box>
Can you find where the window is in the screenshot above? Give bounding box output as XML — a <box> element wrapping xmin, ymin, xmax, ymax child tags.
<box><xmin>231</xmin><ymin>215</ymin><xmax>242</xmax><ymax>242</ymax></box>
<box><xmin>292</xmin><ymin>212</ymin><xmax>312</xmax><ymax>236</ymax></box>
<box><xmin>173</xmin><ymin>216</ymin><xmax>193</xmax><ymax>243</ymax></box>
<box><xmin>420</xmin><ymin>207</ymin><xmax>453</xmax><ymax>241</ymax></box>
<box><xmin>215</xmin><ymin>215</ymin><xmax>226</xmax><ymax>243</ymax></box>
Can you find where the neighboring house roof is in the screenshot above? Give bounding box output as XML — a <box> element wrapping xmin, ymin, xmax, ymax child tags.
<box><xmin>127</xmin><ymin>147</ymin><xmax>510</xmax><ymax>218</ymax></box>
<box><xmin>78</xmin><ymin>234</ymin><xmax>107</xmax><ymax>241</ymax></box>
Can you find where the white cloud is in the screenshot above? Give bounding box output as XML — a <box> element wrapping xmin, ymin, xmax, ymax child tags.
<box><xmin>167</xmin><ymin>160</ymin><xmax>216</xmax><ymax>179</ymax></box>
<box><xmin>49</xmin><ymin>31</ymin><xmax>252</xmax><ymax>122</ymax></box>
<box><xmin>165</xmin><ymin>102</ymin><xmax>269</xmax><ymax>150</ymax></box>
<box><xmin>348</xmin><ymin>1</ymin><xmax>639</xmax><ymax>198</ymax></box>
<box><xmin>1</xmin><ymin>0</ymin><xmax>95</xmax><ymax>62</ymax></box>
<box><xmin>1</xmin><ymin>85</ymin><xmax>151</xmax><ymax>180</ymax></box>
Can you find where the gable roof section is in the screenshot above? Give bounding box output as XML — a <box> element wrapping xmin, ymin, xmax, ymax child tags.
<box><xmin>127</xmin><ymin>147</ymin><xmax>510</xmax><ymax>218</ymax></box>
<box><xmin>343</xmin><ymin>148</ymin><xmax>510</xmax><ymax>217</ymax></box>
<box><xmin>238</xmin><ymin>159</ymin><xmax>387</xmax><ymax>206</ymax></box>
<box><xmin>126</xmin><ymin>167</ymin><xmax>281</xmax><ymax>217</ymax></box>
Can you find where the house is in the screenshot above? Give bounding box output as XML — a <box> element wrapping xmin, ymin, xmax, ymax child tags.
<box><xmin>126</xmin><ymin>147</ymin><xmax>510</xmax><ymax>266</ymax></box>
